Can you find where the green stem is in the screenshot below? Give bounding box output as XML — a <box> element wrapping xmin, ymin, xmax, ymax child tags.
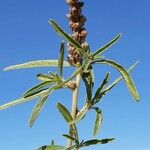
<box><xmin>67</xmin><ymin>73</ymin><xmax>81</xmax><ymax>149</ymax></box>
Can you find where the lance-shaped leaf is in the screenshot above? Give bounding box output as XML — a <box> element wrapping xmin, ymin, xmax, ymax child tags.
<box><xmin>29</xmin><ymin>88</ymin><xmax>54</xmax><ymax>127</ymax></box>
<box><xmin>63</xmin><ymin>65</ymin><xmax>83</xmax><ymax>84</ymax></box>
<box><xmin>37</xmin><ymin>74</ymin><xmax>54</xmax><ymax>82</ymax></box>
<box><xmin>51</xmin><ymin>66</ymin><xmax>83</xmax><ymax>90</ymax></box>
<box><xmin>93</xmin><ymin>62</ymin><xmax>139</xmax><ymax>104</ymax></box>
<box><xmin>69</xmin><ymin>102</ymin><xmax>91</xmax><ymax>125</ymax></box>
<box><xmin>0</xmin><ymin>89</ymin><xmax>49</xmax><ymax>110</ymax></box>
<box><xmin>91</xmin><ymin>107</ymin><xmax>103</xmax><ymax>137</ymax></box>
<box><xmin>92</xmin><ymin>73</ymin><xmax>110</xmax><ymax>104</ymax></box>
<box><xmin>3</xmin><ymin>60</ymin><xmax>70</xmax><ymax>71</ymax></box>
<box><xmin>57</xmin><ymin>102</ymin><xmax>78</xmax><ymax>140</ymax></box>
<box><xmin>36</xmin><ymin>145</ymin><xmax>65</xmax><ymax>150</ymax></box>
<box><xmin>49</xmin><ymin>20</ymin><xmax>85</xmax><ymax>56</ymax></box>
<box><xmin>92</xmin><ymin>33</ymin><xmax>122</xmax><ymax>57</ymax></box>
<box><xmin>93</xmin><ymin>84</ymin><xmax>115</xmax><ymax>105</ymax></box>
<box><xmin>58</xmin><ymin>42</ymin><xmax>65</xmax><ymax>77</ymax></box>
<box><xmin>83</xmin><ymin>59</ymin><xmax>92</xmax><ymax>73</ymax></box>
<box><xmin>80</xmin><ymin>138</ymin><xmax>115</xmax><ymax>148</ymax></box>
<box><xmin>23</xmin><ymin>81</ymin><xmax>52</xmax><ymax>98</ymax></box>
<box><xmin>104</xmin><ymin>61</ymin><xmax>139</xmax><ymax>92</ymax></box>
<box><xmin>62</xmin><ymin>134</ymin><xmax>79</xmax><ymax>144</ymax></box>
<box><xmin>82</xmin><ymin>70</ymin><xmax>94</xmax><ymax>102</ymax></box>
<box><xmin>92</xmin><ymin>59</ymin><xmax>140</xmax><ymax>101</ymax></box>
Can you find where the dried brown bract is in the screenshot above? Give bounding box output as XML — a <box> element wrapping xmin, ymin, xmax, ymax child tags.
<box><xmin>66</xmin><ymin>0</ymin><xmax>87</xmax><ymax>65</ymax></box>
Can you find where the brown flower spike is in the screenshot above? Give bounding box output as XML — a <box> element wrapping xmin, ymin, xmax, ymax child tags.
<box><xmin>66</xmin><ymin>0</ymin><xmax>87</xmax><ymax>66</ymax></box>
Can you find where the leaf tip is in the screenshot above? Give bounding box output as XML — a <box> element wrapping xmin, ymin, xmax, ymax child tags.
<box><xmin>135</xmin><ymin>96</ymin><xmax>140</xmax><ymax>102</ymax></box>
<box><xmin>48</xmin><ymin>19</ymin><xmax>53</xmax><ymax>23</ymax></box>
<box><xmin>3</xmin><ymin>67</ymin><xmax>9</xmax><ymax>71</ymax></box>
<box><xmin>120</xmin><ymin>33</ymin><xmax>123</xmax><ymax>36</ymax></box>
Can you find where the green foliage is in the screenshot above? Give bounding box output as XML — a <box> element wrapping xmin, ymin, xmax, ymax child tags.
<box><xmin>3</xmin><ymin>60</ymin><xmax>70</xmax><ymax>71</ymax></box>
<box><xmin>57</xmin><ymin>102</ymin><xmax>79</xmax><ymax>140</ymax></box>
<box><xmin>63</xmin><ymin>134</ymin><xmax>79</xmax><ymax>145</ymax></box>
<box><xmin>58</xmin><ymin>42</ymin><xmax>65</xmax><ymax>77</ymax></box>
<box><xmin>92</xmin><ymin>73</ymin><xmax>110</xmax><ymax>104</ymax></box>
<box><xmin>49</xmin><ymin>20</ymin><xmax>86</xmax><ymax>57</ymax></box>
<box><xmin>29</xmin><ymin>90</ymin><xmax>52</xmax><ymax>127</ymax></box>
<box><xmin>92</xmin><ymin>107</ymin><xmax>103</xmax><ymax>137</ymax></box>
<box><xmin>80</xmin><ymin>138</ymin><xmax>115</xmax><ymax>147</ymax></box>
<box><xmin>0</xmin><ymin>89</ymin><xmax>49</xmax><ymax>110</ymax></box>
<box><xmin>36</xmin><ymin>145</ymin><xmax>65</xmax><ymax>150</ymax></box>
<box><xmin>93</xmin><ymin>59</ymin><xmax>140</xmax><ymax>101</ymax></box>
<box><xmin>92</xmin><ymin>33</ymin><xmax>122</xmax><ymax>57</ymax></box>
<box><xmin>0</xmin><ymin>19</ymin><xmax>140</xmax><ymax>150</ymax></box>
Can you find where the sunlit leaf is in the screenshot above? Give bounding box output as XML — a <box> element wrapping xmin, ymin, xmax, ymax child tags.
<box><xmin>3</xmin><ymin>60</ymin><xmax>70</xmax><ymax>71</ymax></box>
<box><xmin>62</xmin><ymin>134</ymin><xmax>79</xmax><ymax>144</ymax></box>
<box><xmin>80</xmin><ymin>138</ymin><xmax>115</xmax><ymax>148</ymax></box>
<box><xmin>69</xmin><ymin>102</ymin><xmax>91</xmax><ymax>125</ymax></box>
<box><xmin>93</xmin><ymin>59</ymin><xmax>140</xmax><ymax>101</ymax></box>
<box><xmin>36</xmin><ymin>145</ymin><xmax>65</xmax><ymax>150</ymax></box>
<box><xmin>92</xmin><ymin>73</ymin><xmax>110</xmax><ymax>103</ymax></box>
<box><xmin>92</xmin><ymin>33</ymin><xmax>122</xmax><ymax>57</ymax></box>
<box><xmin>92</xmin><ymin>107</ymin><xmax>103</xmax><ymax>137</ymax></box>
<box><xmin>57</xmin><ymin>102</ymin><xmax>78</xmax><ymax>140</ymax></box>
<box><xmin>83</xmin><ymin>59</ymin><xmax>92</xmax><ymax>73</ymax></box>
<box><xmin>57</xmin><ymin>102</ymin><xmax>72</xmax><ymax>122</ymax></box>
<box><xmin>49</xmin><ymin>20</ymin><xmax>85</xmax><ymax>56</ymax></box>
<box><xmin>104</xmin><ymin>61</ymin><xmax>140</xmax><ymax>91</ymax></box>
<box><xmin>58</xmin><ymin>42</ymin><xmax>65</xmax><ymax>77</ymax></box>
<box><xmin>29</xmin><ymin>88</ymin><xmax>54</xmax><ymax>127</ymax></box>
<box><xmin>93</xmin><ymin>85</ymin><xmax>115</xmax><ymax>105</ymax></box>
<box><xmin>82</xmin><ymin>70</ymin><xmax>94</xmax><ymax>102</ymax></box>
<box><xmin>23</xmin><ymin>81</ymin><xmax>52</xmax><ymax>98</ymax></box>
<box><xmin>63</xmin><ymin>65</ymin><xmax>83</xmax><ymax>84</ymax></box>
<box><xmin>93</xmin><ymin>62</ymin><xmax>139</xmax><ymax>104</ymax></box>
<box><xmin>37</xmin><ymin>74</ymin><xmax>53</xmax><ymax>82</ymax></box>
<box><xmin>0</xmin><ymin>89</ymin><xmax>49</xmax><ymax>110</ymax></box>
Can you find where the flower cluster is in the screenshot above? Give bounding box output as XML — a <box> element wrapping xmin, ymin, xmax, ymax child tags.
<box><xmin>66</xmin><ymin>0</ymin><xmax>87</xmax><ymax>65</ymax></box>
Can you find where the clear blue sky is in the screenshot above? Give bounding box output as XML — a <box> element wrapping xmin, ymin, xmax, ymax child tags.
<box><xmin>0</xmin><ymin>0</ymin><xmax>149</xmax><ymax>150</ymax></box>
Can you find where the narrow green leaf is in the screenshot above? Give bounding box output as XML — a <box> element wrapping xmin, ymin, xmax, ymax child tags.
<box><xmin>92</xmin><ymin>73</ymin><xmax>110</xmax><ymax>103</ymax></box>
<box><xmin>92</xmin><ymin>33</ymin><xmax>122</xmax><ymax>57</ymax></box>
<box><xmin>37</xmin><ymin>74</ymin><xmax>53</xmax><ymax>82</ymax></box>
<box><xmin>93</xmin><ymin>62</ymin><xmax>139</xmax><ymax>104</ymax></box>
<box><xmin>82</xmin><ymin>70</ymin><xmax>94</xmax><ymax>102</ymax></box>
<box><xmin>4</xmin><ymin>60</ymin><xmax>70</xmax><ymax>71</ymax></box>
<box><xmin>62</xmin><ymin>134</ymin><xmax>79</xmax><ymax>144</ymax></box>
<box><xmin>69</xmin><ymin>102</ymin><xmax>91</xmax><ymax>125</ymax></box>
<box><xmin>63</xmin><ymin>65</ymin><xmax>83</xmax><ymax>84</ymax></box>
<box><xmin>36</xmin><ymin>145</ymin><xmax>65</xmax><ymax>150</ymax></box>
<box><xmin>29</xmin><ymin>88</ymin><xmax>54</xmax><ymax>127</ymax></box>
<box><xmin>92</xmin><ymin>107</ymin><xmax>103</xmax><ymax>137</ymax></box>
<box><xmin>104</xmin><ymin>61</ymin><xmax>139</xmax><ymax>91</ymax></box>
<box><xmin>83</xmin><ymin>59</ymin><xmax>92</xmax><ymax>73</ymax></box>
<box><xmin>37</xmin><ymin>67</ymin><xmax>83</xmax><ymax>93</ymax></box>
<box><xmin>23</xmin><ymin>81</ymin><xmax>52</xmax><ymax>98</ymax></box>
<box><xmin>0</xmin><ymin>89</ymin><xmax>49</xmax><ymax>110</ymax></box>
<box><xmin>57</xmin><ymin>102</ymin><xmax>72</xmax><ymax>123</ymax></box>
<box><xmin>48</xmin><ymin>20</ymin><xmax>85</xmax><ymax>56</ymax></box>
<box><xmin>93</xmin><ymin>59</ymin><xmax>140</xmax><ymax>101</ymax></box>
<box><xmin>93</xmin><ymin>85</ymin><xmax>115</xmax><ymax>105</ymax></box>
<box><xmin>57</xmin><ymin>102</ymin><xmax>78</xmax><ymax>140</ymax></box>
<box><xmin>81</xmin><ymin>138</ymin><xmax>115</xmax><ymax>148</ymax></box>
<box><xmin>58</xmin><ymin>42</ymin><xmax>65</xmax><ymax>77</ymax></box>
<box><xmin>82</xmin><ymin>73</ymin><xmax>92</xmax><ymax>101</ymax></box>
